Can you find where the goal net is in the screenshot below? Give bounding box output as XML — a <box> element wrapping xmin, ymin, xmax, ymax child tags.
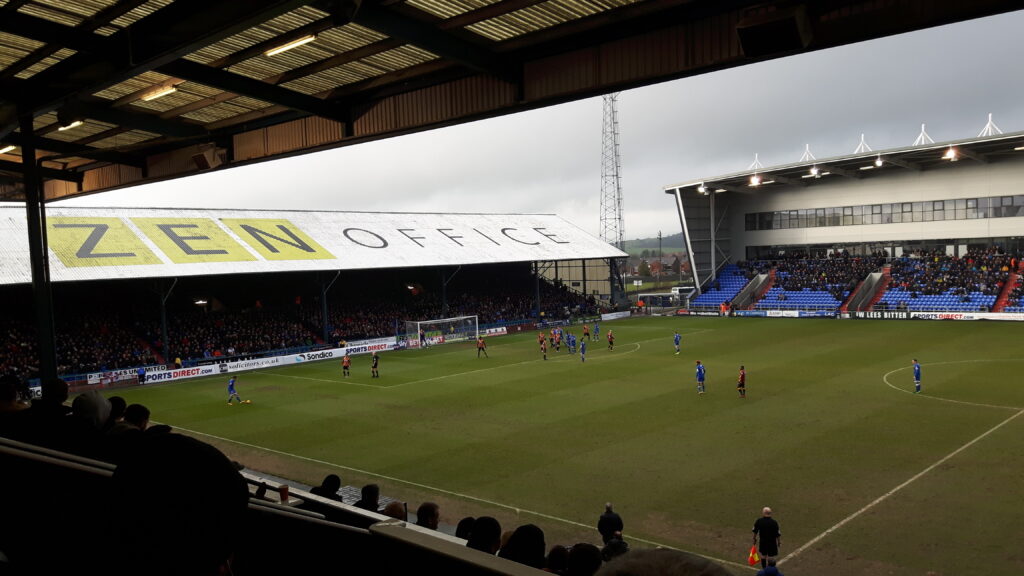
<box><xmin>403</xmin><ymin>315</ymin><xmax>478</xmax><ymax>349</ymax></box>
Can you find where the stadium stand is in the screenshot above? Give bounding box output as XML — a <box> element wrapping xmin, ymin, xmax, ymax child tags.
<box><xmin>688</xmin><ymin>264</ymin><xmax>749</xmax><ymax>309</ymax></box>
<box><xmin>752</xmin><ymin>254</ymin><xmax>882</xmax><ymax>312</ymax></box>
<box><xmin>876</xmin><ymin>249</ymin><xmax>1013</xmax><ymax>312</ymax></box>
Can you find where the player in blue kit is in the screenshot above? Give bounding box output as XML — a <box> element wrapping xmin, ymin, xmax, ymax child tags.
<box><xmin>593</xmin><ymin>323</ymin><xmax>600</xmax><ymax>342</ymax></box>
<box><xmin>912</xmin><ymin>359</ymin><xmax>921</xmax><ymax>393</ymax></box>
<box><xmin>227</xmin><ymin>375</ymin><xmax>250</xmax><ymax>405</ymax></box>
<box><xmin>579</xmin><ymin>339</ymin><xmax>587</xmax><ymax>362</ymax></box>
<box><xmin>674</xmin><ymin>331</ymin><xmax>681</xmax><ymax>355</ymax></box>
<box><xmin>695</xmin><ymin>360</ymin><xmax>706</xmax><ymax>395</ymax></box>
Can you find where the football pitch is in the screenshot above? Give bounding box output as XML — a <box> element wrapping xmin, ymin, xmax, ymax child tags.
<box><xmin>113</xmin><ymin>317</ymin><xmax>1024</xmax><ymax>575</ymax></box>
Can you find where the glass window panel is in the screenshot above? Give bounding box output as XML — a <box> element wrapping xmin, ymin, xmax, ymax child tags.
<box><xmin>871</xmin><ymin>214</ymin><xmax>881</xmax><ymax>224</ymax></box>
<box><xmin>872</xmin><ymin>205</ymin><xmax>882</xmax><ymax>214</ymax></box>
<box><xmin>853</xmin><ymin>215</ymin><xmax>863</xmax><ymax>225</ymax></box>
<box><xmin>842</xmin><ymin>215</ymin><xmax>853</xmax><ymax>225</ymax></box>
<box><xmin>912</xmin><ymin>202</ymin><xmax>923</xmax><ymax>213</ymax></box>
<box><xmin>883</xmin><ymin>212</ymin><xmax>892</xmax><ymax>224</ymax></box>
<box><xmin>1002</xmin><ymin>196</ymin><xmax>1013</xmax><ymax>206</ymax></box>
<box><xmin>966</xmin><ymin>199</ymin><xmax>977</xmax><ymax>209</ymax></box>
<box><xmin>1015</xmin><ymin>195</ymin><xmax>1024</xmax><ymax>206</ymax></box>
<box><xmin>853</xmin><ymin>206</ymin><xmax>863</xmax><ymax>216</ymax></box>
<box><xmin>892</xmin><ymin>212</ymin><xmax>902</xmax><ymax>223</ymax></box>
<box><xmin>955</xmin><ymin>209</ymin><xmax>966</xmax><ymax>219</ymax></box>
<box><xmin>933</xmin><ymin>210</ymin><xmax>945</xmax><ymax>221</ymax></box>
<box><xmin>955</xmin><ymin>199</ymin><xmax>967</xmax><ymax>209</ymax></box>
<box><xmin>923</xmin><ymin>211</ymin><xmax>933</xmax><ymax>222</ymax></box>
<box><xmin>882</xmin><ymin>204</ymin><xmax>892</xmax><ymax>214</ymax></box>
<box><xmin>903</xmin><ymin>203</ymin><xmax>912</xmax><ymax>212</ymax></box>
<box><xmin>966</xmin><ymin>209</ymin><xmax>978</xmax><ymax>219</ymax></box>
<box><xmin>945</xmin><ymin>209</ymin><xmax>956</xmax><ymax>220</ymax></box>
<box><xmin>843</xmin><ymin>206</ymin><xmax>853</xmax><ymax>216</ymax></box>
<box><xmin>933</xmin><ymin>201</ymin><xmax>944</xmax><ymax>210</ymax></box>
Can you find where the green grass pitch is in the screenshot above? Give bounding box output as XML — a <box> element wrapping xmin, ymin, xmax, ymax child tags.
<box><xmin>111</xmin><ymin>317</ymin><xmax>1024</xmax><ymax>575</ymax></box>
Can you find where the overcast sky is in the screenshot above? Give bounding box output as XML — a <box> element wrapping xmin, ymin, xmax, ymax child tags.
<box><xmin>60</xmin><ymin>10</ymin><xmax>1024</xmax><ymax>241</ymax></box>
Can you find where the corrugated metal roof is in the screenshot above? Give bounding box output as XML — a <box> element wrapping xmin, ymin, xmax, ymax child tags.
<box><xmin>406</xmin><ymin>0</ymin><xmax>502</xmax><ymax>20</ymax></box>
<box><xmin>91</xmin><ymin>71</ymin><xmax>173</xmax><ymax>101</ymax></box>
<box><xmin>84</xmin><ymin>129</ymin><xmax>160</xmax><ymax>149</ymax></box>
<box><xmin>14</xmin><ymin>47</ymin><xmax>76</xmax><ymax>79</ymax></box>
<box><xmin>467</xmin><ymin>0</ymin><xmax>641</xmax><ymax>42</ymax></box>
<box><xmin>44</xmin><ymin>118</ymin><xmax>118</xmax><ymax>142</ymax></box>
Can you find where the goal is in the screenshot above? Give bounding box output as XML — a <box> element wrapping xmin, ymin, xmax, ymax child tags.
<box><xmin>403</xmin><ymin>315</ymin><xmax>478</xmax><ymax>349</ymax></box>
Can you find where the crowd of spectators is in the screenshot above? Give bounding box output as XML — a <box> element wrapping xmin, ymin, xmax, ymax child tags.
<box><xmin>1</xmin><ymin>273</ymin><xmax>598</xmax><ymax>378</ymax></box>
<box><xmin>765</xmin><ymin>252</ymin><xmax>883</xmax><ymax>302</ymax></box>
<box><xmin>885</xmin><ymin>248</ymin><xmax>1014</xmax><ymax>298</ymax></box>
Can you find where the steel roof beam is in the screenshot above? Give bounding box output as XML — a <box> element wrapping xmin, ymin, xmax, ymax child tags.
<box><xmin>352</xmin><ymin>2</ymin><xmax>518</xmax><ymax>84</ymax></box>
<box><xmin>0</xmin><ymin>0</ymin><xmax>317</xmax><ymax>138</ymax></box>
<box><xmin>3</xmin><ymin>132</ymin><xmax>145</xmax><ymax>168</ymax></box>
<box><xmin>0</xmin><ymin>160</ymin><xmax>83</xmax><ymax>183</ymax></box>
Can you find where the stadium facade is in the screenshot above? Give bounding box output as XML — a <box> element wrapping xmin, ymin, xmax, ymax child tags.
<box><xmin>665</xmin><ymin>130</ymin><xmax>1024</xmax><ymax>292</ymax></box>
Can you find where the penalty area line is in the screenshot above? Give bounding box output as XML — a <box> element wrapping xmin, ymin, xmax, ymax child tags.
<box><xmin>169</xmin><ymin>424</ymin><xmax>750</xmax><ymax>572</ymax></box>
<box><xmin>780</xmin><ymin>407</ymin><xmax>1024</xmax><ymax>566</ymax></box>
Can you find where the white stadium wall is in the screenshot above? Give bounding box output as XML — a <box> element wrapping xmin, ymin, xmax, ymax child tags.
<box><xmin>728</xmin><ymin>160</ymin><xmax>1024</xmax><ymax>256</ymax></box>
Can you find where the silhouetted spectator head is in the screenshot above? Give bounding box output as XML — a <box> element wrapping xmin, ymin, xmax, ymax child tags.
<box><xmin>40</xmin><ymin>377</ymin><xmax>69</xmax><ymax>406</ymax></box>
<box><xmin>498</xmin><ymin>523</ymin><xmax>546</xmax><ymax>569</ymax></box>
<box><xmin>466</xmin><ymin>516</ymin><xmax>502</xmax><ymax>554</ymax></box>
<box><xmin>107</xmin><ymin>396</ymin><xmax>127</xmax><ymax>427</ymax></box>
<box><xmin>546</xmin><ymin>545</ymin><xmax>570</xmax><ymax>575</ymax></box>
<box><xmin>455</xmin><ymin>516</ymin><xmax>476</xmax><ymax>540</ymax></box>
<box><xmin>595</xmin><ymin>548</ymin><xmax>733</xmax><ymax>576</ymax></box>
<box><xmin>415</xmin><ymin>501</ymin><xmax>440</xmax><ymax>530</ymax></box>
<box><xmin>71</xmin><ymin>390</ymin><xmax>111</xmax><ymax>431</ymax></box>
<box><xmin>321</xmin><ymin>474</ymin><xmax>342</xmax><ymax>493</ymax></box>
<box><xmin>567</xmin><ymin>543</ymin><xmax>603</xmax><ymax>576</ymax></box>
<box><xmin>123</xmin><ymin>404</ymin><xmax>151</xmax><ymax>430</ymax></box>
<box><xmin>382</xmin><ymin>501</ymin><xmax>407</xmax><ymax>521</ymax></box>
<box><xmin>354</xmin><ymin>483</ymin><xmax>380</xmax><ymax>511</ymax></box>
<box><xmin>111</xmin><ymin>433</ymin><xmax>249</xmax><ymax>576</ymax></box>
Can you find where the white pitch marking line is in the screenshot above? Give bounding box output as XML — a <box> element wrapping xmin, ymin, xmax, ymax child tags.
<box><xmin>780</xmin><ymin>407</ymin><xmax>1024</xmax><ymax>566</ymax></box>
<box><xmin>168</xmin><ymin>424</ymin><xmax>750</xmax><ymax>571</ymax></box>
<box><xmin>260</xmin><ymin>371</ymin><xmax>382</xmax><ymax>388</ymax></box>
<box><xmin>882</xmin><ymin>359</ymin><xmax>1023</xmax><ymax>411</ymax></box>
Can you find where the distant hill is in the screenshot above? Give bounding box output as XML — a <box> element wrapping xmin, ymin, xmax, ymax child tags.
<box><xmin>624</xmin><ymin>232</ymin><xmax>684</xmax><ymax>256</ymax></box>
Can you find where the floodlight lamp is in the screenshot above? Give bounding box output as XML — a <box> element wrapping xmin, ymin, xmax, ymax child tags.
<box><xmin>943</xmin><ymin>146</ymin><xmax>957</xmax><ymax>161</ymax></box>
<box><xmin>140</xmin><ymin>85</ymin><xmax>178</xmax><ymax>102</ymax></box>
<box><xmin>265</xmin><ymin>34</ymin><xmax>317</xmax><ymax>56</ymax></box>
<box><xmin>697</xmin><ymin>184</ymin><xmax>708</xmax><ymax>194</ymax></box>
<box><xmin>809</xmin><ymin>166</ymin><xmax>819</xmax><ymax>177</ymax></box>
<box><xmin>0</xmin><ymin>145</ymin><xmax>15</xmax><ymax>154</ymax></box>
<box><xmin>194</xmin><ymin>299</ymin><xmax>208</xmax><ymax>305</ymax></box>
<box><xmin>875</xmin><ymin>155</ymin><xmax>883</xmax><ymax>167</ymax></box>
<box><xmin>749</xmin><ymin>174</ymin><xmax>761</xmax><ymax>186</ymax></box>
<box><xmin>57</xmin><ymin>120</ymin><xmax>83</xmax><ymax>131</ymax></box>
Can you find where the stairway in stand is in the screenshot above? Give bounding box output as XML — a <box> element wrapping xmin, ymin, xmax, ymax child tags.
<box><xmin>992</xmin><ymin>263</ymin><xmax>1022</xmax><ymax>312</ymax></box>
<box><xmin>865</xmin><ymin>265</ymin><xmax>891</xmax><ymax>311</ymax></box>
<box><xmin>747</xmin><ymin>269</ymin><xmax>776</xmax><ymax>310</ymax></box>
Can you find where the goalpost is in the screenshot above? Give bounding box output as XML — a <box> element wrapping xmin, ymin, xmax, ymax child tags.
<box><xmin>403</xmin><ymin>315</ymin><xmax>478</xmax><ymax>349</ymax></box>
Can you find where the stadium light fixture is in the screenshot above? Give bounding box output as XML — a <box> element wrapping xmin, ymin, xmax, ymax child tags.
<box><xmin>0</xmin><ymin>145</ymin><xmax>15</xmax><ymax>154</ymax></box>
<box><xmin>943</xmin><ymin>146</ymin><xmax>957</xmax><ymax>161</ymax></box>
<box><xmin>697</xmin><ymin>183</ymin><xmax>708</xmax><ymax>194</ymax></box>
<box><xmin>809</xmin><ymin>165</ymin><xmax>820</xmax><ymax>177</ymax></box>
<box><xmin>193</xmin><ymin>299</ymin><xmax>207</xmax><ymax>305</ymax></box>
<box><xmin>749</xmin><ymin>174</ymin><xmax>761</xmax><ymax>186</ymax></box>
<box><xmin>57</xmin><ymin>120</ymin><xmax>83</xmax><ymax>131</ymax></box>
<box><xmin>140</xmin><ymin>85</ymin><xmax>178</xmax><ymax>102</ymax></box>
<box><xmin>875</xmin><ymin>155</ymin><xmax>883</xmax><ymax>167</ymax></box>
<box><xmin>1015</xmin><ymin>146</ymin><xmax>1024</xmax><ymax>151</ymax></box>
<box><xmin>265</xmin><ymin>34</ymin><xmax>316</xmax><ymax>56</ymax></box>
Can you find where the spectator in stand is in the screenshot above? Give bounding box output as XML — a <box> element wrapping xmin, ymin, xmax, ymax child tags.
<box><xmin>354</xmin><ymin>483</ymin><xmax>380</xmax><ymax>512</ymax></box>
<box><xmin>382</xmin><ymin>501</ymin><xmax>408</xmax><ymax>521</ymax></box>
<box><xmin>498</xmin><ymin>524</ymin><xmax>547</xmax><ymax>570</ymax></box>
<box><xmin>415</xmin><ymin>502</ymin><xmax>440</xmax><ymax>530</ymax></box>
<box><xmin>466</xmin><ymin>516</ymin><xmax>502</xmax><ymax>554</ymax></box>
<box><xmin>455</xmin><ymin>516</ymin><xmax>476</xmax><ymax>539</ymax></box>
<box><xmin>601</xmin><ymin>534</ymin><xmax>629</xmax><ymax>562</ymax></box>
<box><xmin>566</xmin><ymin>543</ymin><xmax>603</xmax><ymax>576</ymax></box>
<box><xmin>545</xmin><ymin>545</ymin><xmax>570</xmax><ymax>575</ymax></box>
<box><xmin>310</xmin><ymin>474</ymin><xmax>345</xmax><ymax>502</ymax></box>
<box><xmin>109</xmin><ymin>433</ymin><xmax>249</xmax><ymax>576</ymax></box>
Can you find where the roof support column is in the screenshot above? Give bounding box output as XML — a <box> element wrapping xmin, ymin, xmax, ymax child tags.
<box><xmin>19</xmin><ymin>109</ymin><xmax>58</xmax><ymax>390</ymax></box>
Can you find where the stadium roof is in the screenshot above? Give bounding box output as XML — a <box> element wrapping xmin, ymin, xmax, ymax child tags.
<box><xmin>1</xmin><ymin>0</ymin><xmax>1021</xmax><ymax>202</ymax></box>
<box><xmin>0</xmin><ymin>206</ymin><xmax>627</xmax><ymax>285</ymax></box>
<box><xmin>663</xmin><ymin>129</ymin><xmax>1024</xmax><ymax>195</ymax></box>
